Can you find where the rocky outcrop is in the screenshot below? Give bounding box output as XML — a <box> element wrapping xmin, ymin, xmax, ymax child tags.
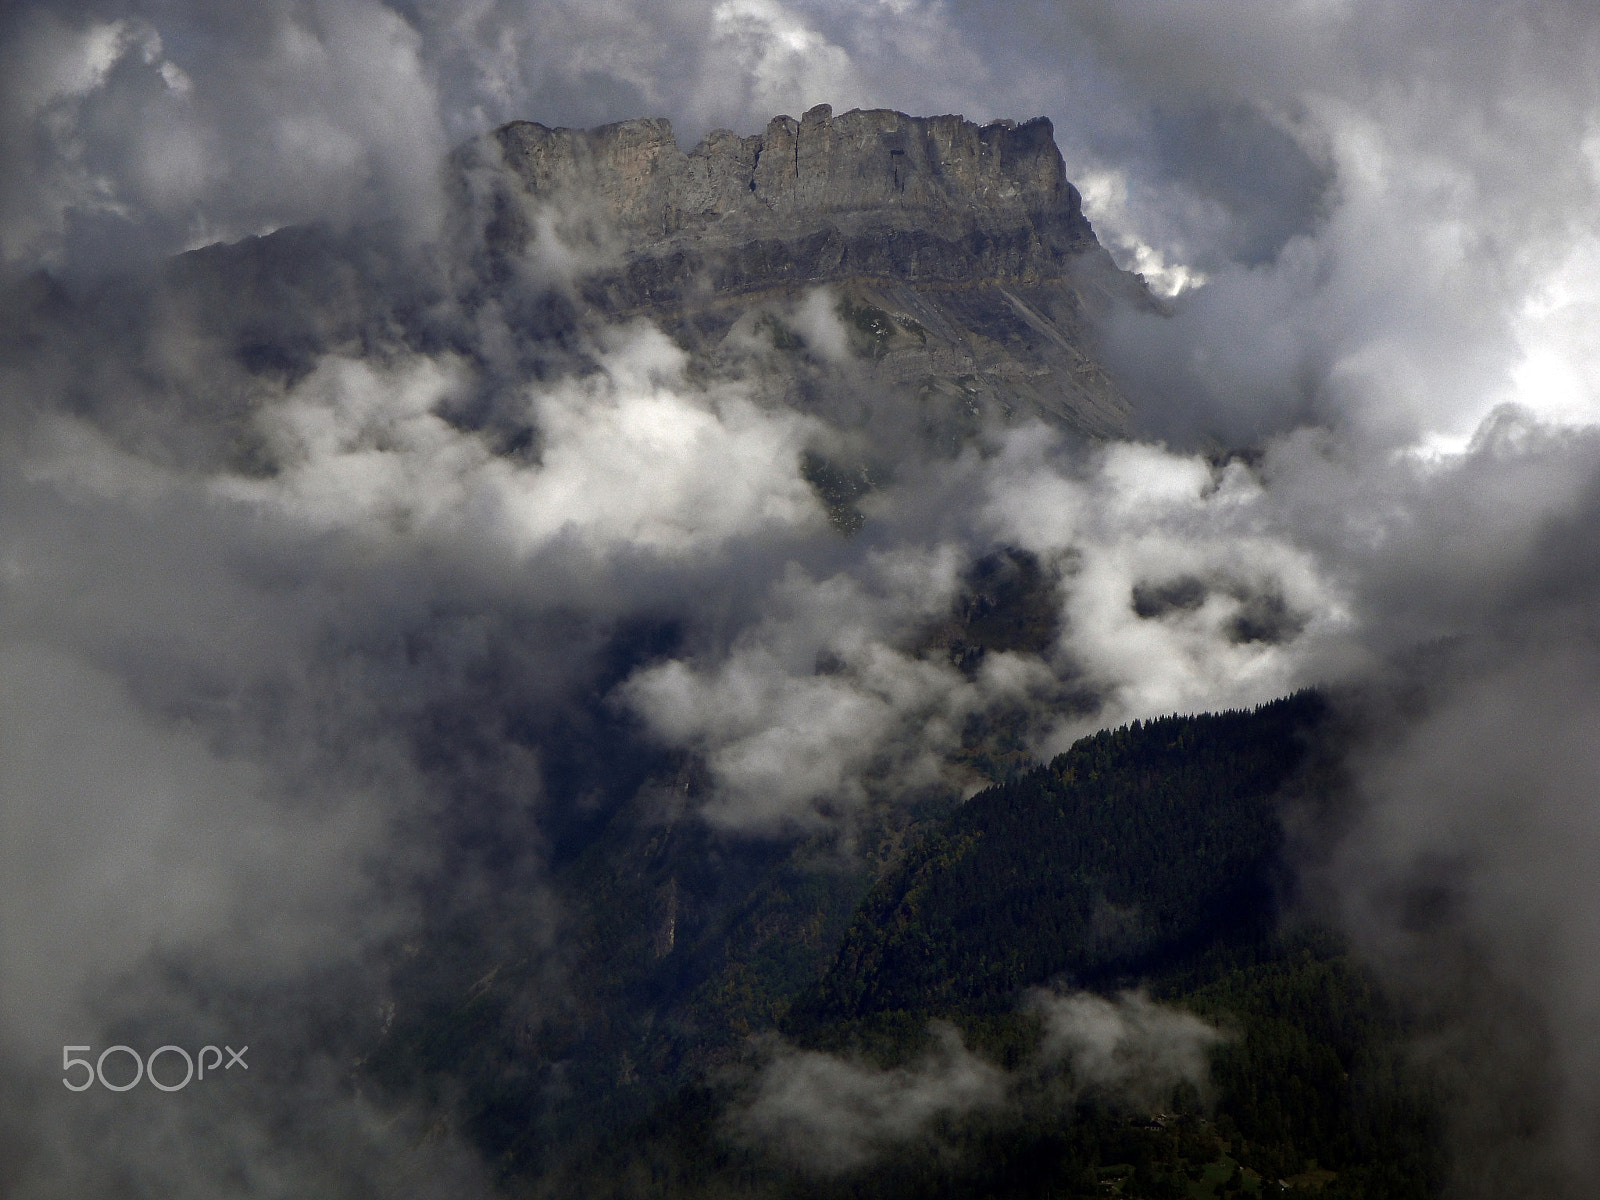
<box><xmin>463</xmin><ymin>105</ymin><xmax>1146</xmax><ymax>438</ymax></box>
<box><xmin>479</xmin><ymin>105</ymin><xmax>1097</xmax><ymax>299</ymax></box>
<box><xmin>498</xmin><ymin>106</ymin><xmax>1083</xmax><ymax>232</ymax></box>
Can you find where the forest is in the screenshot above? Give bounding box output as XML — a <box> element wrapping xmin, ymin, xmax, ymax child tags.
<box><xmin>366</xmin><ymin>691</ymin><xmax>1444</xmax><ymax>1198</ymax></box>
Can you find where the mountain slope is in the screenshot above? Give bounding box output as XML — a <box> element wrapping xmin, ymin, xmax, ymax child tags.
<box><xmin>793</xmin><ymin>692</ymin><xmax>1330</xmax><ymax>1028</ymax></box>
<box><xmin>516</xmin><ymin>694</ymin><xmax>1442</xmax><ymax>1200</ymax></box>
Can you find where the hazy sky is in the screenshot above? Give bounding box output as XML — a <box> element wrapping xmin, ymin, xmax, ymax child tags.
<box><xmin>6</xmin><ymin>2</ymin><xmax>1600</xmax><ymax>1196</ymax></box>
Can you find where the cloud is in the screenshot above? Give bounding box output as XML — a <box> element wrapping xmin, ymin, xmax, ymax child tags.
<box><xmin>617</xmin><ymin>426</ymin><xmax>1357</xmax><ymax>831</ymax></box>
<box><xmin>4</xmin><ymin>1053</ymin><xmax>493</xmax><ymax>1199</ymax></box>
<box><xmin>732</xmin><ymin>1022</ymin><xmax>1005</xmax><ymax>1172</ymax></box>
<box><xmin>0</xmin><ymin>642</ymin><xmax>406</xmax><ymax>1053</ymax></box>
<box><xmin>731</xmin><ymin>992</ymin><xmax>1222</xmax><ymax>1172</ymax></box>
<box><xmin>981</xmin><ymin>432</ymin><xmax>1357</xmax><ymax>742</ymax></box>
<box><xmin>699</xmin><ymin>0</ymin><xmax>867</xmax><ymax>122</ymax></box>
<box><xmin>1314</xmin><ymin>649</ymin><xmax>1600</xmax><ymax>1195</ymax></box>
<box><xmin>0</xmin><ymin>434</ymin><xmax>498</xmax><ymax>1194</ymax></box>
<box><xmin>1032</xmin><ymin>989</ymin><xmax>1227</xmax><ymax>1111</ymax></box>
<box><xmin>211</xmin><ymin>324</ymin><xmax>824</xmax><ymax>555</ymax></box>
<box><xmin>1</xmin><ymin>1</ymin><xmax>450</xmax><ymax>272</ymax></box>
<box><xmin>620</xmin><ymin>549</ymin><xmax>979</xmax><ymax>830</ymax></box>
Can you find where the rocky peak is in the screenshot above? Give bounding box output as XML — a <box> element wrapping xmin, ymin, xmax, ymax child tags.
<box><xmin>482</xmin><ymin>105</ymin><xmax>1095</xmax><ymax>287</ymax></box>
<box><xmin>460</xmin><ymin>106</ymin><xmax>1140</xmax><ymax>439</ymax></box>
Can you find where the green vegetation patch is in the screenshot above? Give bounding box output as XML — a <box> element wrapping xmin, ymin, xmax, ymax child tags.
<box><xmin>800</xmin><ymin>449</ymin><xmax>874</xmax><ymax>535</ymax></box>
<box><xmin>756</xmin><ymin>312</ymin><xmax>806</xmax><ymax>352</ymax></box>
<box><xmin>837</xmin><ymin>294</ymin><xmax>927</xmax><ymax>358</ymax></box>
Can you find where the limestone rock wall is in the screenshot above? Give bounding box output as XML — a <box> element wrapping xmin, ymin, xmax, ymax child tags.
<box><xmin>484</xmin><ymin>105</ymin><xmax>1094</xmax><ymax>286</ymax></box>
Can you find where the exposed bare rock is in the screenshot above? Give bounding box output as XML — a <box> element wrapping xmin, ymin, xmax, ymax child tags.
<box><xmin>488</xmin><ymin>105</ymin><xmax>1086</xmax><ymax>258</ymax></box>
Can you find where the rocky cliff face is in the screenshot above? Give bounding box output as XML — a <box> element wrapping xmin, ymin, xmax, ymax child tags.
<box><xmin>466</xmin><ymin>106</ymin><xmax>1144</xmax><ymax>439</ymax></box>
<box><xmin>488</xmin><ymin>105</ymin><xmax>1091</xmax><ymax>277</ymax></box>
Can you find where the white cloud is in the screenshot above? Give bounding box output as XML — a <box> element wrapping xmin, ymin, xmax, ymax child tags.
<box><xmin>1033</xmin><ymin>989</ymin><xmax>1226</xmax><ymax>1109</ymax></box>
<box><xmin>1</xmin><ymin>1</ymin><xmax>450</xmax><ymax>270</ymax></box>
<box><xmin>215</xmin><ymin>325</ymin><xmax>825</xmax><ymax>556</ymax></box>
<box><xmin>704</xmin><ymin>0</ymin><xmax>867</xmax><ymax>119</ymax></box>
<box><xmin>731</xmin><ymin>1023</ymin><xmax>1006</xmax><ymax>1171</ymax></box>
<box><xmin>617</xmin><ymin>420</ymin><xmax>1368</xmax><ymax>829</ymax></box>
<box><xmin>622</xmin><ymin>550</ymin><xmax>975</xmax><ymax>829</ymax></box>
<box><xmin>733</xmin><ymin>993</ymin><xmax>1221</xmax><ymax>1171</ymax></box>
<box><xmin>981</xmin><ymin>431</ymin><xmax>1355</xmax><ymax>740</ymax></box>
<box><xmin>1078</xmin><ymin>168</ymin><xmax>1209</xmax><ymax>296</ymax></box>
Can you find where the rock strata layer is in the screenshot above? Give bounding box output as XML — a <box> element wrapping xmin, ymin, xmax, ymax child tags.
<box><xmin>486</xmin><ymin>105</ymin><xmax>1091</xmax><ymax>286</ymax></box>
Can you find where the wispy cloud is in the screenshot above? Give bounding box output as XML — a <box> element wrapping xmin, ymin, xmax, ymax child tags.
<box><xmin>730</xmin><ymin>991</ymin><xmax>1223</xmax><ymax>1172</ymax></box>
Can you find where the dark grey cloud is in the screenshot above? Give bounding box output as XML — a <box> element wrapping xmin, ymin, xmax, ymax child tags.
<box><xmin>1</xmin><ymin>1</ymin><xmax>453</xmax><ymax>273</ymax></box>
<box><xmin>1320</xmin><ymin>640</ymin><xmax>1600</xmax><ymax>1198</ymax></box>
<box><xmin>1041</xmin><ymin>0</ymin><xmax>1600</xmax><ymax>444</ymax></box>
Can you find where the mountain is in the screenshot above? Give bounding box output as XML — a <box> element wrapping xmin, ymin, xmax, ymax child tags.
<box><xmin>464</xmin><ymin>105</ymin><xmax>1143</xmax><ymax>439</ymax></box>
<box><xmin>4</xmin><ymin>105</ymin><xmax>1147</xmax><ymax>484</ymax></box>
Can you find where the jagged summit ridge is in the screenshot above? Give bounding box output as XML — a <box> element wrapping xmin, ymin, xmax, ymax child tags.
<box><xmin>490</xmin><ymin>105</ymin><xmax>1089</xmax><ymax>245</ymax></box>
<box><xmin>479</xmin><ymin>105</ymin><xmax>1098</xmax><ymax>293</ymax></box>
